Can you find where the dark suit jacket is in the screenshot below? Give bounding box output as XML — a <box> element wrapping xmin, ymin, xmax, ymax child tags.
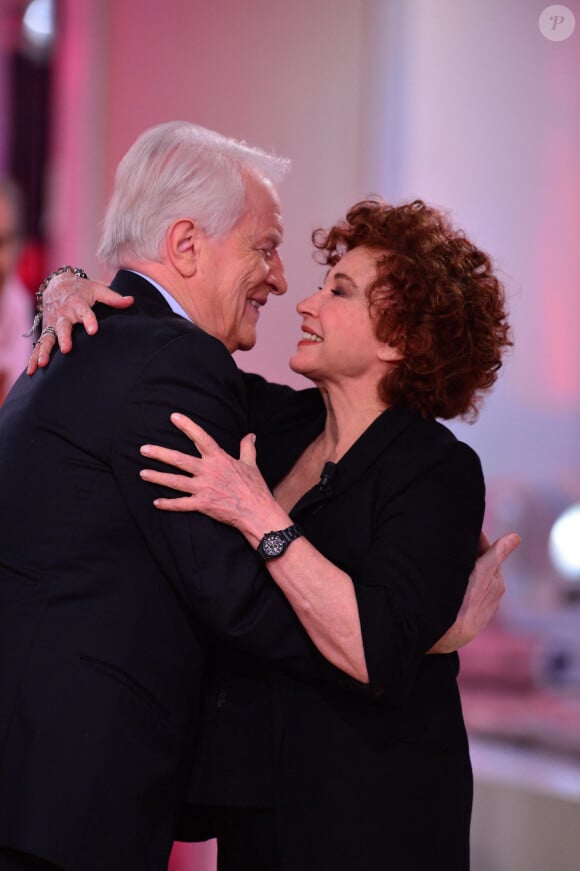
<box><xmin>0</xmin><ymin>271</ymin><xmax>320</xmax><ymax>871</ymax></box>
<box><xmin>187</xmin><ymin>385</ymin><xmax>484</xmax><ymax>871</ymax></box>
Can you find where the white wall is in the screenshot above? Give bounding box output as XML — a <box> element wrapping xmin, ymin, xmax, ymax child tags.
<box><xmin>360</xmin><ymin>0</ymin><xmax>580</xmax><ymax>503</ymax></box>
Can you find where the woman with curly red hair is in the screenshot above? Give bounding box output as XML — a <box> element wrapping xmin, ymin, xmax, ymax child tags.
<box><xmin>137</xmin><ymin>197</ymin><xmax>512</xmax><ymax>869</ymax></box>
<box><xmin>313</xmin><ymin>198</ymin><xmax>510</xmax><ymax>421</ymax></box>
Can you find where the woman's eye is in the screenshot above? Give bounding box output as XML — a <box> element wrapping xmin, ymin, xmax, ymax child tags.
<box><xmin>317</xmin><ymin>284</ymin><xmax>344</xmax><ymax>296</ymax></box>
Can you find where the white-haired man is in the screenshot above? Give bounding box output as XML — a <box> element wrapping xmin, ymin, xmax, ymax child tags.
<box><xmin>7</xmin><ymin>122</ymin><xmax>518</xmax><ymax>871</ymax></box>
<box><xmin>0</xmin><ymin>122</ymin><xmax>320</xmax><ymax>871</ymax></box>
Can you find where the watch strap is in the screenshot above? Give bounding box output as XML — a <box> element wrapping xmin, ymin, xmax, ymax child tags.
<box><xmin>279</xmin><ymin>524</ymin><xmax>303</xmax><ymax>545</ymax></box>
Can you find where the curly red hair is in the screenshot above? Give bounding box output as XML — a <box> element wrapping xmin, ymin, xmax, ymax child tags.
<box><xmin>313</xmin><ymin>199</ymin><xmax>512</xmax><ymax>421</ymax></box>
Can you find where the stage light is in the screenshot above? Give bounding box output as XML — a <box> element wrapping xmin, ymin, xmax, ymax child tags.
<box><xmin>549</xmin><ymin>503</ymin><xmax>580</xmax><ymax>582</ymax></box>
<box><xmin>22</xmin><ymin>0</ymin><xmax>55</xmax><ymax>51</ymax></box>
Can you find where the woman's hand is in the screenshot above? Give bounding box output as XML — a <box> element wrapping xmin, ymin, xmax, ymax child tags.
<box><xmin>27</xmin><ymin>273</ymin><xmax>133</xmax><ymax>374</ymax></box>
<box><xmin>140</xmin><ymin>413</ymin><xmax>287</xmax><ymax>544</ymax></box>
<box><xmin>429</xmin><ymin>531</ymin><xmax>521</xmax><ymax>653</ymax></box>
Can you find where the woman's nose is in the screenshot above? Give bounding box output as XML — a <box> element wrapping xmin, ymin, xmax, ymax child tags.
<box><xmin>296</xmin><ymin>290</ymin><xmax>319</xmax><ymax>316</ymax></box>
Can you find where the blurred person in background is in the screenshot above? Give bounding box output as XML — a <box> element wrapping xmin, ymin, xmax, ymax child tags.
<box><xmin>0</xmin><ymin>178</ymin><xmax>32</xmax><ymax>405</ymax></box>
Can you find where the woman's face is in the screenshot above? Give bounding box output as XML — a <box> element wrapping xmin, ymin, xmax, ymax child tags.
<box><xmin>290</xmin><ymin>246</ymin><xmax>401</xmax><ymax>391</ymax></box>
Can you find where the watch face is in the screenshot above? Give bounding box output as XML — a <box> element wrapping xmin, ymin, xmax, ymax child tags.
<box><xmin>262</xmin><ymin>534</ymin><xmax>286</xmax><ymax>557</ymax></box>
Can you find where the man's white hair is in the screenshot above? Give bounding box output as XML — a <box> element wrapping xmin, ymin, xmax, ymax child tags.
<box><xmin>98</xmin><ymin>121</ymin><xmax>290</xmax><ymax>268</ymax></box>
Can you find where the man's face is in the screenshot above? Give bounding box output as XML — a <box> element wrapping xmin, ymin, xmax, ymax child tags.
<box><xmin>193</xmin><ymin>175</ymin><xmax>287</xmax><ymax>352</ymax></box>
<box><xmin>0</xmin><ymin>192</ymin><xmax>21</xmax><ymax>291</ymax></box>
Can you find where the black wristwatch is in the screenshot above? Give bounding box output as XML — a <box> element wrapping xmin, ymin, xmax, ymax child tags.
<box><xmin>257</xmin><ymin>524</ymin><xmax>303</xmax><ymax>561</ymax></box>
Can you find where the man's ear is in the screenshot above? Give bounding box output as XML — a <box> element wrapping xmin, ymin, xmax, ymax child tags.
<box><xmin>166</xmin><ymin>219</ymin><xmax>199</xmax><ymax>278</ymax></box>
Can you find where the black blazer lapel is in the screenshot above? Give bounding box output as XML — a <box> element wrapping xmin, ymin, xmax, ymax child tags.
<box><xmin>291</xmin><ymin>405</ymin><xmax>419</xmax><ymax>517</ymax></box>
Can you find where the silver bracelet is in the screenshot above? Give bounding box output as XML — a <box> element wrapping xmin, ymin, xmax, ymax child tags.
<box><xmin>23</xmin><ymin>265</ymin><xmax>88</xmax><ymax>337</ymax></box>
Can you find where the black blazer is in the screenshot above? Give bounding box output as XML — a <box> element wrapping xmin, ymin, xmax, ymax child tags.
<box><xmin>187</xmin><ymin>380</ymin><xmax>484</xmax><ymax>870</ymax></box>
<box><xmin>0</xmin><ymin>272</ymin><xmax>320</xmax><ymax>871</ymax></box>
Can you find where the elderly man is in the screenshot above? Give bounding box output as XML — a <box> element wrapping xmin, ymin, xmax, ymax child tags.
<box><xmin>6</xmin><ymin>122</ymin><xmax>517</xmax><ymax>871</ymax></box>
<box><xmin>0</xmin><ymin>121</ymin><xmax>332</xmax><ymax>871</ymax></box>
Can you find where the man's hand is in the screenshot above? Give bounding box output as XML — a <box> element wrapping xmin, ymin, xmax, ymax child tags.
<box><xmin>27</xmin><ymin>273</ymin><xmax>133</xmax><ymax>374</ymax></box>
<box><xmin>429</xmin><ymin>531</ymin><xmax>521</xmax><ymax>654</ymax></box>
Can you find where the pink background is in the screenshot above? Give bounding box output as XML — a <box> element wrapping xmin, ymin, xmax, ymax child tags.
<box><xmin>1</xmin><ymin>1</ymin><xmax>579</xmax><ymax>868</ymax></box>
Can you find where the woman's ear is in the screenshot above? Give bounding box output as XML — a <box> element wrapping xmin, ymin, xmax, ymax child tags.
<box><xmin>166</xmin><ymin>219</ymin><xmax>198</xmax><ymax>278</ymax></box>
<box><xmin>377</xmin><ymin>341</ymin><xmax>403</xmax><ymax>363</ymax></box>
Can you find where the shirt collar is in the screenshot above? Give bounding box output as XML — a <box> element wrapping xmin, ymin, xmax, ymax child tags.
<box><xmin>128</xmin><ymin>270</ymin><xmax>193</xmax><ymax>323</ymax></box>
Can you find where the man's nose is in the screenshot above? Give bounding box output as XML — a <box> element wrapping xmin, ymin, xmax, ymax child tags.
<box><xmin>267</xmin><ymin>252</ymin><xmax>287</xmax><ymax>296</ymax></box>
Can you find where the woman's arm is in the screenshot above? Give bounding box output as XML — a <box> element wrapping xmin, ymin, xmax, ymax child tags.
<box><xmin>141</xmin><ymin>413</ymin><xmax>369</xmax><ymax>682</ymax></box>
<box><xmin>140</xmin><ymin>414</ymin><xmax>520</xmax><ymax>684</ymax></box>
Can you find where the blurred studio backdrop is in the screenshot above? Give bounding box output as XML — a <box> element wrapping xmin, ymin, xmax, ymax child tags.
<box><xmin>1</xmin><ymin>1</ymin><xmax>579</xmax><ymax>869</ymax></box>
